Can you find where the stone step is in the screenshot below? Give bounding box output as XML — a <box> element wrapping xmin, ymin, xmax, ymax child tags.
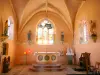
<box><xmin>33</xmin><ymin>64</ymin><xmax>61</xmax><ymax>68</ymax></box>
<box><xmin>29</xmin><ymin>67</ymin><xmax>64</xmax><ymax>72</ymax></box>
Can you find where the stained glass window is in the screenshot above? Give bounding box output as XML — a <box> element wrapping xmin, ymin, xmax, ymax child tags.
<box><xmin>37</xmin><ymin>19</ymin><xmax>54</xmax><ymax>45</ymax></box>
<box><xmin>79</xmin><ymin>20</ymin><xmax>88</xmax><ymax>44</ymax></box>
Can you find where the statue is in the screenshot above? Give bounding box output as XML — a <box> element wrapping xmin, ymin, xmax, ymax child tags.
<box><xmin>90</xmin><ymin>20</ymin><xmax>96</xmax><ymax>33</ymax></box>
<box><xmin>2</xmin><ymin>57</ymin><xmax>9</xmax><ymax>73</ymax></box>
<box><xmin>61</xmin><ymin>32</ymin><xmax>64</xmax><ymax>44</ymax></box>
<box><xmin>4</xmin><ymin>20</ymin><xmax>9</xmax><ymax>36</ymax></box>
<box><xmin>27</xmin><ymin>30</ymin><xmax>32</xmax><ymax>44</ymax></box>
<box><xmin>90</xmin><ymin>20</ymin><xmax>97</xmax><ymax>42</ymax></box>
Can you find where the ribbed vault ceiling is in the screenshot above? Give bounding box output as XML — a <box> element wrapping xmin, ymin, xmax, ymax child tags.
<box><xmin>10</xmin><ymin>0</ymin><xmax>84</xmax><ymax>33</ymax></box>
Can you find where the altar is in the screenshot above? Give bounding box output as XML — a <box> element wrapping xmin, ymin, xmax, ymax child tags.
<box><xmin>34</xmin><ymin>52</ymin><xmax>60</xmax><ymax>64</ymax></box>
<box><xmin>30</xmin><ymin>52</ymin><xmax>63</xmax><ymax>71</ymax></box>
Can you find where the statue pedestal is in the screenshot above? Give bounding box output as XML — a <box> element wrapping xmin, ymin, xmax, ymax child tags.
<box><xmin>34</xmin><ymin>52</ymin><xmax>60</xmax><ymax>64</ymax></box>
<box><xmin>66</xmin><ymin>53</ymin><xmax>74</xmax><ymax>65</ymax></box>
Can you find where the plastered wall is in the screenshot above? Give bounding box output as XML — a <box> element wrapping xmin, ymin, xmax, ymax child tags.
<box><xmin>74</xmin><ymin>0</ymin><xmax>100</xmax><ymax>66</ymax></box>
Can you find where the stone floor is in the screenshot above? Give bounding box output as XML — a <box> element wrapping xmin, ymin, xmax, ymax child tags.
<box><xmin>0</xmin><ymin>65</ymin><xmax>87</xmax><ymax>75</ymax></box>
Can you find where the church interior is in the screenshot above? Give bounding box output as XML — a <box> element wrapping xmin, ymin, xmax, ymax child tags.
<box><xmin>0</xmin><ymin>0</ymin><xmax>100</xmax><ymax>75</ymax></box>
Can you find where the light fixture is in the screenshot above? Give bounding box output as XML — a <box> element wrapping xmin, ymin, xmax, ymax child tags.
<box><xmin>44</xmin><ymin>0</ymin><xmax>52</xmax><ymax>29</ymax></box>
<box><xmin>45</xmin><ymin>0</ymin><xmax>48</xmax><ymax>19</ymax></box>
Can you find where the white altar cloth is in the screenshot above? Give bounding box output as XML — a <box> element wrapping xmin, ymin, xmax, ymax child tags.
<box><xmin>34</xmin><ymin>52</ymin><xmax>60</xmax><ymax>56</ymax></box>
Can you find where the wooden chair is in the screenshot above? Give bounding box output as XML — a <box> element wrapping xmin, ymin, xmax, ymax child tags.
<box><xmin>79</xmin><ymin>52</ymin><xmax>91</xmax><ymax>74</ymax></box>
<box><xmin>79</xmin><ymin>53</ymin><xmax>100</xmax><ymax>74</ymax></box>
<box><xmin>83</xmin><ymin>52</ymin><xmax>91</xmax><ymax>74</ymax></box>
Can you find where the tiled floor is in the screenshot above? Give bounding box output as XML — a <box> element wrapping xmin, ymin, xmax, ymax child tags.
<box><xmin>1</xmin><ymin>65</ymin><xmax>87</xmax><ymax>75</ymax></box>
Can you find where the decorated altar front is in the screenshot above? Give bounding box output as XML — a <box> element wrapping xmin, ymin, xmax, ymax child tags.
<box><xmin>34</xmin><ymin>52</ymin><xmax>60</xmax><ymax>64</ymax></box>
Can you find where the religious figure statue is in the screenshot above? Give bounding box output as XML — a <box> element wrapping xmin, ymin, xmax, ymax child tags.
<box><xmin>59</xmin><ymin>49</ymin><xmax>64</xmax><ymax>56</ymax></box>
<box><xmin>2</xmin><ymin>57</ymin><xmax>9</xmax><ymax>73</ymax></box>
<box><xmin>4</xmin><ymin>20</ymin><xmax>9</xmax><ymax>36</ymax></box>
<box><xmin>90</xmin><ymin>20</ymin><xmax>97</xmax><ymax>42</ymax></box>
<box><xmin>61</xmin><ymin>32</ymin><xmax>64</xmax><ymax>44</ymax></box>
<box><xmin>90</xmin><ymin>20</ymin><xmax>96</xmax><ymax>33</ymax></box>
<box><xmin>27</xmin><ymin>30</ymin><xmax>32</xmax><ymax>44</ymax></box>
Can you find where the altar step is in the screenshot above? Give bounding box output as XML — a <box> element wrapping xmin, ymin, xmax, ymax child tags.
<box><xmin>29</xmin><ymin>64</ymin><xmax>64</xmax><ymax>72</ymax></box>
<box><xmin>29</xmin><ymin>67</ymin><xmax>64</xmax><ymax>72</ymax></box>
<box><xmin>33</xmin><ymin>64</ymin><xmax>61</xmax><ymax>68</ymax></box>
